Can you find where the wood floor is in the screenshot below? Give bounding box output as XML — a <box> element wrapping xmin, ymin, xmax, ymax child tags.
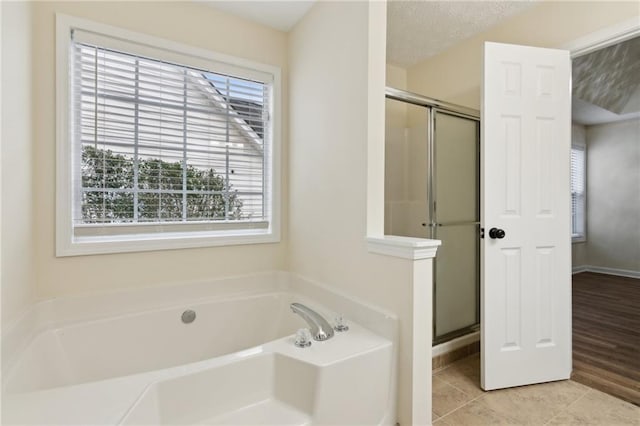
<box><xmin>571</xmin><ymin>272</ymin><xmax>640</xmax><ymax>406</ymax></box>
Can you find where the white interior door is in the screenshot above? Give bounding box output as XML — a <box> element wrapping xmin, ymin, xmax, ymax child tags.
<box><xmin>481</xmin><ymin>42</ymin><xmax>572</xmax><ymax>390</ymax></box>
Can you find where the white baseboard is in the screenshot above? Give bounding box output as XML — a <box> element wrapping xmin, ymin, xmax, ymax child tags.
<box><xmin>572</xmin><ymin>265</ymin><xmax>589</xmax><ymax>275</ymax></box>
<box><xmin>572</xmin><ymin>265</ymin><xmax>640</xmax><ymax>279</ymax></box>
<box><xmin>432</xmin><ymin>331</ymin><xmax>479</xmax><ymax>357</ymax></box>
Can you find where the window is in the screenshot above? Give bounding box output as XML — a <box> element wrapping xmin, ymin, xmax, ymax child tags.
<box><xmin>571</xmin><ymin>145</ymin><xmax>586</xmax><ymax>242</ymax></box>
<box><xmin>56</xmin><ymin>15</ymin><xmax>280</xmax><ymax>256</ymax></box>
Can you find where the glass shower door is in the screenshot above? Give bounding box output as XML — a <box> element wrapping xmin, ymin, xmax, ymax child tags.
<box><xmin>384</xmin><ymin>98</ymin><xmax>430</xmax><ymax>239</ymax></box>
<box><xmin>431</xmin><ymin>110</ymin><xmax>480</xmax><ymax>343</ymax></box>
<box><xmin>385</xmin><ymin>91</ymin><xmax>480</xmax><ymax>345</ymax></box>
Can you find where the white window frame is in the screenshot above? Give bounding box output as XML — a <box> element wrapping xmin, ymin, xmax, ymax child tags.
<box><xmin>571</xmin><ymin>144</ymin><xmax>586</xmax><ymax>243</ymax></box>
<box><xmin>56</xmin><ymin>14</ymin><xmax>281</xmax><ymax>256</ymax></box>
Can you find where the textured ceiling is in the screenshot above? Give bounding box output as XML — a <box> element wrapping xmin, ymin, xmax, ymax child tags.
<box><xmin>572</xmin><ymin>36</ymin><xmax>640</xmax><ymax>117</ymax></box>
<box><xmin>387</xmin><ymin>0</ymin><xmax>536</xmax><ymax>67</ymax></box>
<box><xmin>572</xmin><ymin>95</ymin><xmax>640</xmax><ymax>126</ymax></box>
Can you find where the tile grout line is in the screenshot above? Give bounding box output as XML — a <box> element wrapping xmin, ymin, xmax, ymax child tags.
<box><xmin>433</xmin><ymin>358</ymin><xmax>484</xmax><ymax>420</ymax></box>
<box><xmin>542</xmin><ymin>388</ymin><xmax>593</xmax><ymax>426</ymax></box>
<box><xmin>433</xmin><ymin>362</ymin><xmax>460</xmax><ymax>375</ymax></box>
<box><xmin>435</xmin><ymin>378</ymin><xmax>596</xmax><ymax>425</ymax></box>
<box><xmin>434</xmin><ymin>386</ymin><xmax>487</xmax><ymax>422</ymax></box>
<box><xmin>434</xmin><ymin>374</ymin><xmax>477</xmax><ymax>398</ymax></box>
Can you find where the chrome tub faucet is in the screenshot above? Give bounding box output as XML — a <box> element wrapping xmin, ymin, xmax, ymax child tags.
<box><xmin>290</xmin><ymin>303</ymin><xmax>335</xmax><ymax>341</ymax></box>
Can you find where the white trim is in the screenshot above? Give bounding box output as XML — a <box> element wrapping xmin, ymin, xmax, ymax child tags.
<box><xmin>574</xmin><ymin>265</ymin><xmax>640</xmax><ymax>279</ymax></box>
<box><xmin>562</xmin><ymin>17</ymin><xmax>640</xmax><ymax>58</ymax></box>
<box><xmin>56</xmin><ymin>13</ymin><xmax>73</xmax><ymax>257</ymax></box>
<box><xmin>432</xmin><ymin>331</ymin><xmax>479</xmax><ymax>358</ymax></box>
<box><xmin>60</xmin><ymin>230</ymin><xmax>280</xmax><ymax>257</ymax></box>
<box><xmin>55</xmin><ymin>14</ymin><xmax>282</xmax><ymax>257</ymax></box>
<box><xmin>366</xmin><ymin>235</ymin><xmax>441</xmax><ymax>260</ymax></box>
<box><xmin>59</xmin><ymin>14</ymin><xmax>281</xmax><ymax>79</ymax></box>
<box><xmin>0</xmin><ymin>1</ymin><xmax>3</xmax><ymax>337</ymax></box>
<box><xmin>571</xmin><ymin>265</ymin><xmax>588</xmax><ymax>275</ymax></box>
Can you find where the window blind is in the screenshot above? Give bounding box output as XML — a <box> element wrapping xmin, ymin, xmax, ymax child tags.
<box><xmin>71</xmin><ymin>35</ymin><xmax>270</xmax><ymax>236</ymax></box>
<box><xmin>570</xmin><ymin>146</ymin><xmax>586</xmax><ymax>238</ymax></box>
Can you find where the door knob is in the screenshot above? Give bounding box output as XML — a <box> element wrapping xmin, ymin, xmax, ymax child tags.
<box><xmin>489</xmin><ymin>228</ymin><xmax>505</xmax><ymax>239</ymax></box>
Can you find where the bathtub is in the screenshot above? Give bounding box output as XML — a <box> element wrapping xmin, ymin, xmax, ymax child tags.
<box><xmin>1</xmin><ymin>272</ymin><xmax>397</xmax><ymax>425</ymax></box>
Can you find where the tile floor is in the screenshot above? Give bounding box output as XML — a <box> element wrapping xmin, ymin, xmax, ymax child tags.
<box><xmin>432</xmin><ymin>354</ymin><xmax>640</xmax><ymax>425</ymax></box>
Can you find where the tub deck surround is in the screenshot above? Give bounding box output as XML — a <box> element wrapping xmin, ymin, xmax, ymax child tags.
<box><xmin>119</xmin><ymin>327</ymin><xmax>392</xmax><ymax>425</ymax></box>
<box><xmin>1</xmin><ymin>272</ymin><xmax>397</xmax><ymax>425</ymax></box>
<box><xmin>288</xmin><ymin>273</ymin><xmax>398</xmax><ymax>343</ymax></box>
<box><xmin>4</xmin><ymin>322</ymin><xmax>391</xmax><ymax>425</ymax></box>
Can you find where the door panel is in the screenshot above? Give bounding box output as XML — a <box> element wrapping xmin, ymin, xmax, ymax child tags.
<box><xmin>482</xmin><ymin>42</ymin><xmax>571</xmax><ymax>390</ymax></box>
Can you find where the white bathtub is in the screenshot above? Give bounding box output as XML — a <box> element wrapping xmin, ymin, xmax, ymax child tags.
<box><xmin>2</xmin><ymin>272</ymin><xmax>397</xmax><ymax>425</ymax></box>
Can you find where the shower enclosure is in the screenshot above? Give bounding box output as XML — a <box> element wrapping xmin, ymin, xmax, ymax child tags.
<box><xmin>384</xmin><ymin>88</ymin><xmax>480</xmax><ymax>344</ymax></box>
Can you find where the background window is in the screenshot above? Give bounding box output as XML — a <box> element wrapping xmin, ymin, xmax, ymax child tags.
<box><xmin>571</xmin><ymin>145</ymin><xmax>586</xmax><ymax>242</ymax></box>
<box><xmin>75</xmin><ymin>44</ymin><xmax>267</xmax><ymax>225</ymax></box>
<box><xmin>57</xmin><ymin>18</ymin><xmax>280</xmax><ymax>256</ymax></box>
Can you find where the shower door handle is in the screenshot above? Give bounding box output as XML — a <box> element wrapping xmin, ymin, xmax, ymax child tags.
<box><xmin>426</xmin><ymin>221</ymin><xmax>480</xmax><ymax>227</ymax></box>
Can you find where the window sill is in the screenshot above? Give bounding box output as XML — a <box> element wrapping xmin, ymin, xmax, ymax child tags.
<box><xmin>56</xmin><ymin>228</ymin><xmax>279</xmax><ymax>257</ymax></box>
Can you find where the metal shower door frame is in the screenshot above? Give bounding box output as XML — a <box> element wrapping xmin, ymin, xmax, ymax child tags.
<box><xmin>385</xmin><ymin>87</ymin><xmax>481</xmax><ymax>344</ymax></box>
<box><xmin>430</xmin><ymin>107</ymin><xmax>481</xmax><ymax>345</ymax></box>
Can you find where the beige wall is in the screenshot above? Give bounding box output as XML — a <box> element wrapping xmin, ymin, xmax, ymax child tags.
<box><xmin>1</xmin><ymin>1</ymin><xmax>36</xmax><ymax>327</ymax></box>
<box><xmin>289</xmin><ymin>2</ymin><xmax>420</xmax><ymax>423</ymax></box>
<box><xmin>28</xmin><ymin>1</ymin><xmax>289</xmax><ymax>300</ymax></box>
<box><xmin>572</xmin><ymin>242</ymin><xmax>588</xmax><ymax>269</ymax></box>
<box><xmin>386</xmin><ymin>63</ymin><xmax>407</xmax><ymax>89</ymax></box>
<box><xmin>585</xmin><ymin>118</ymin><xmax>640</xmax><ymax>272</ymax></box>
<box><xmin>571</xmin><ymin>123</ymin><xmax>588</xmax><ymax>268</ymax></box>
<box><xmin>407</xmin><ymin>1</ymin><xmax>640</xmax><ymax>109</ymax></box>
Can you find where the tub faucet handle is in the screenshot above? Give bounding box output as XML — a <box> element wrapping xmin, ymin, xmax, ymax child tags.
<box><xmin>290</xmin><ymin>303</ymin><xmax>335</xmax><ymax>341</ymax></box>
<box><xmin>334</xmin><ymin>314</ymin><xmax>349</xmax><ymax>332</ymax></box>
<box><xmin>294</xmin><ymin>328</ymin><xmax>312</xmax><ymax>348</ymax></box>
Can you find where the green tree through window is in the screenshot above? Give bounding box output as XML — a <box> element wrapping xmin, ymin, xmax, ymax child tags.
<box><xmin>81</xmin><ymin>146</ymin><xmax>242</xmax><ymax>223</ymax></box>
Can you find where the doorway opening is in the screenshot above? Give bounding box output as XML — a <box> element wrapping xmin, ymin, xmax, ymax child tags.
<box><xmin>569</xmin><ymin>34</ymin><xmax>640</xmax><ymax>405</ymax></box>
